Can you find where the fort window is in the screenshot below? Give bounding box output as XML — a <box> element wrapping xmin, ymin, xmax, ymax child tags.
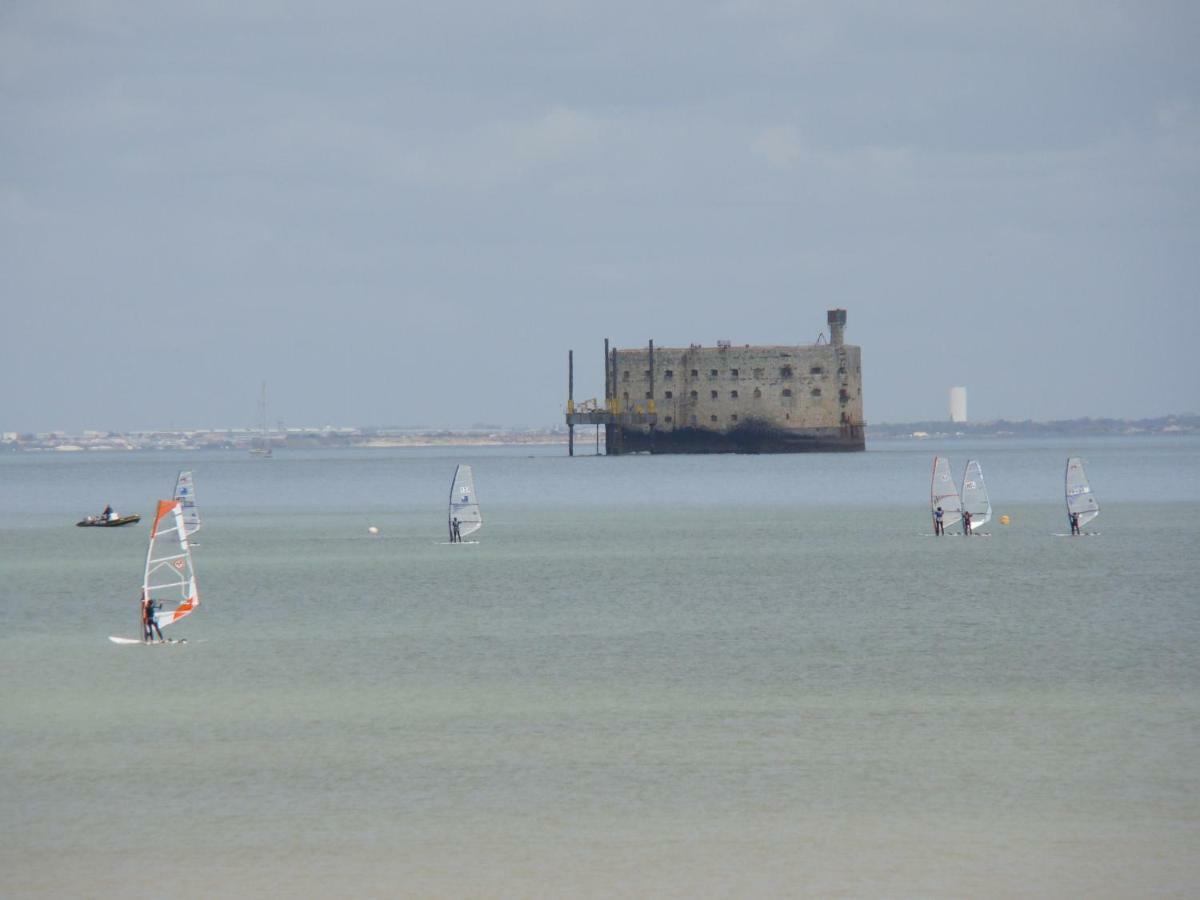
<box><xmin>810</xmin><ymin>366</ymin><xmax>823</xmax><ymax>375</ymax></box>
<box><xmin>664</xmin><ymin>370</ymin><xmax>674</xmax><ymax>380</ymax></box>
<box><xmin>644</xmin><ymin>391</ymin><xmax>652</xmax><ymax>400</ymax></box>
<box><xmin>811</xmin><ymin>388</ymin><xmax>822</xmax><ymax>398</ymax></box>
<box><xmin>753</xmin><ymin>368</ymin><xmax>764</xmax><ymax>379</ymax></box>
<box><xmin>643</xmin><ymin>370</ymin><xmax>651</xmax><ymax>379</ymax></box>
<box><xmin>623</xmin><ymin>370</ymin><xmax>630</xmax><ymax>381</ymax></box>
<box><xmin>690</xmin><ymin>390</ymin><xmax>698</xmax><ymax>400</ymax></box>
<box><xmin>753</xmin><ymin>388</ymin><xmax>762</xmax><ymax>399</ymax></box>
<box><xmin>710</xmin><ymin>390</ymin><xmax>718</xmax><ymax>399</ymax></box>
<box><xmin>664</xmin><ymin>416</ymin><xmax>673</xmax><ymax>423</ymax></box>
<box><xmin>710</xmin><ymin>415</ymin><xmax>718</xmax><ymax>423</ymax></box>
<box><xmin>730</xmin><ymin>368</ymin><xmax>739</xmax><ymax>378</ymax></box>
<box><xmin>730</xmin><ymin>390</ymin><xmax>739</xmax><ymax>399</ymax></box>
<box><xmin>664</xmin><ymin>390</ymin><xmax>673</xmax><ymax>399</ymax></box>
<box><xmin>690</xmin><ymin>369</ymin><xmax>699</xmax><ymax>378</ymax></box>
<box><xmin>780</xmin><ymin>366</ymin><xmax>793</xmax><ymax>379</ymax></box>
<box><xmin>690</xmin><ymin>415</ymin><xmax>697</xmax><ymax>425</ymax></box>
<box><xmin>782</xmin><ymin>388</ymin><xmax>793</xmax><ymax>397</ymax></box>
<box><xmin>710</xmin><ymin>369</ymin><xmax>719</xmax><ymax>378</ymax></box>
<box><xmin>622</xmin><ymin>392</ymin><xmax>629</xmax><ymax>401</ymax></box>
<box><xmin>730</xmin><ymin>414</ymin><xmax>739</xmax><ymax>422</ymax></box>
<box><xmin>837</xmin><ymin>366</ymin><xmax>847</xmax><ymax>376</ymax></box>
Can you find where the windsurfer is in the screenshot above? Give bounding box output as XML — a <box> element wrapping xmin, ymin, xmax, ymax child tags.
<box><xmin>962</xmin><ymin>509</ymin><xmax>973</xmax><ymax>535</ymax></box>
<box><xmin>141</xmin><ymin>591</ymin><xmax>163</xmax><ymax>643</ymax></box>
<box><xmin>1069</xmin><ymin>511</ymin><xmax>1081</xmax><ymax>536</ymax></box>
<box><xmin>933</xmin><ymin>506</ymin><xmax>944</xmax><ymax>536</ymax></box>
<box><xmin>451</xmin><ymin>517</ymin><xmax>461</xmax><ymax>543</ymax></box>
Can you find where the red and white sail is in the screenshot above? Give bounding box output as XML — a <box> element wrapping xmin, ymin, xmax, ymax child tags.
<box><xmin>144</xmin><ymin>499</ymin><xmax>199</xmax><ymax>628</ymax></box>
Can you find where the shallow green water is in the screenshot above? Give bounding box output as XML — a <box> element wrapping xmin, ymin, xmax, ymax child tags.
<box><xmin>2</xmin><ymin>439</ymin><xmax>1198</xmax><ymax>897</ymax></box>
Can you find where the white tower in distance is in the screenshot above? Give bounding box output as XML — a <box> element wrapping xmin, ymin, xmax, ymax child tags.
<box><xmin>949</xmin><ymin>387</ymin><xmax>967</xmax><ymax>423</ymax></box>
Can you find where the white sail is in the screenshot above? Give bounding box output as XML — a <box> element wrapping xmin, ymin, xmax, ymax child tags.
<box><xmin>931</xmin><ymin>456</ymin><xmax>962</xmax><ymax>527</ymax></box>
<box><xmin>173</xmin><ymin>470</ymin><xmax>201</xmax><ymax>538</ymax></box>
<box><xmin>449</xmin><ymin>464</ymin><xmax>482</xmax><ymax>539</ymax></box>
<box><xmin>250</xmin><ymin>381</ymin><xmax>273</xmax><ymax>457</ymax></box>
<box><xmin>960</xmin><ymin>459</ymin><xmax>992</xmax><ymax>530</ymax></box>
<box><xmin>1065</xmin><ymin>456</ymin><xmax>1099</xmax><ymax>529</ymax></box>
<box><xmin>144</xmin><ymin>499</ymin><xmax>199</xmax><ymax>629</ymax></box>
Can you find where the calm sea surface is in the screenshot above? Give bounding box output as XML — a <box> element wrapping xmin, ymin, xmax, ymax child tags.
<box><xmin>2</xmin><ymin>437</ymin><xmax>1198</xmax><ymax>898</ymax></box>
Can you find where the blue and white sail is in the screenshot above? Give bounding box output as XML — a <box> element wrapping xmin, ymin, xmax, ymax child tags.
<box><xmin>173</xmin><ymin>470</ymin><xmax>201</xmax><ymax>539</ymax></box>
<box><xmin>931</xmin><ymin>456</ymin><xmax>963</xmax><ymax>528</ymax></box>
<box><xmin>1065</xmin><ymin>456</ymin><xmax>1099</xmax><ymax>529</ymax></box>
<box><xmin>449</xmin><ymin>465</ymin><xmax>482</xmax><ymax>539</ymax></box>
<box><xmin>960</xmin><ymin>459</ymin><xmax>992</xmax><ymax>530</ymax></box>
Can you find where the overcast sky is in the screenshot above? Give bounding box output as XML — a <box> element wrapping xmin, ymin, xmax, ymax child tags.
<box><xmin>2</xmin><ymin>1</ymin><xmax>1197</xmax><ymax>431</ymax></box>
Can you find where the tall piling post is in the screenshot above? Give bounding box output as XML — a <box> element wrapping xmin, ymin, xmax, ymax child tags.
<box><xmin>648</xmin><ymin>339</ymin><xmax>655</xmax><ymax>431</ymax></box>
<box><xmin>610</xmin><ymin>346</ymin><xmax>620</xmax><ymax>455</ymax></box>
<box><xmin>604</xmin><ymin>338</ymin><xmax>610</xmax><ymax>404</ymax></box>
<box><xmin>602</xmin><ymin>338</ymin><xmax>610</xmax><ymax>456</ymax></box>
<box><xmin>568</xmin><ymin>349</ymin><xmax>574</xmax><ymax>457</ymax></box>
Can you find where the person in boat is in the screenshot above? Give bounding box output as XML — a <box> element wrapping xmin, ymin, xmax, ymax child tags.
<box><xmin>1069</xmin><ymin>511</ymin><xmax>1081</xmax><ymax>536</ymax></box>
<box><xmin>962</xmin><ymin>509</ymin><xmax>973</xmax><ymax>536</ymax></box>
<box><xmin>102</xmin><ymin>504</ymin><xmax>114</xmax><ymax>522</ymax></box>
<box><xmin>933</xmin><ymin>506</ymin><xmax>944</xmax><ymax>536</ymax></box>
<box><xmin>141</xmin><ymin>591</ymin><xmax>163</xmax><ymax>643</ymax></box>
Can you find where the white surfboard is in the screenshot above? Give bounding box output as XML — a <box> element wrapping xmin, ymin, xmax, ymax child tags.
<box><xmin>108</xmin><ymin>636</ymin><xmax>187</xmax><ymax>644</ymax></box>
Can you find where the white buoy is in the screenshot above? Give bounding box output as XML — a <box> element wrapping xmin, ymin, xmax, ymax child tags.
<box><xmin>368</xmin><ymin>526</ymin><xmax>379</xmax><ymax>535</ymax></box>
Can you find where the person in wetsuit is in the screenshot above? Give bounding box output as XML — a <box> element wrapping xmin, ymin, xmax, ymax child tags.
<box><xmin>451</xmin><ymin>517</ymin><xmax>461</xmax><ymax>543</ymax></box>
<box><xmin>933</xmin><ymin>506</ymin><xmax>944</xmax><ymax>536</ymax></box>
<box><xmin>142</xmin><ymin>591</ymin><xmax>163</xmax><ymax>643</ymax></box>
<box><xmin>1069</xmin><ymin>511</ymin><xmax>1081</xmax><ymax>536</ymax></box>
<box><xmin>962</xmin><ymin>509</ymin><xmax>973</xmax><ymax>536</ymax></box>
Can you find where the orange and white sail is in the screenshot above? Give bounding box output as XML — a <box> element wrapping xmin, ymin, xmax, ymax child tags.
<box><xmin>144</xmin><ymin>499</ymin><xmax>199</xmax><ymax>628</ymax></box>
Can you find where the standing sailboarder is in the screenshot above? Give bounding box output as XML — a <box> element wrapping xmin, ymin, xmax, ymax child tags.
<box><xmin>930</xmin><ymin>456</ymin><xmax>962</xmax><ymax>537</ymax></box>
<box><xmin>1065</xmin><ymin>456</ymin><xmax>1099</xmax><ymax>535</ymax></box>
<box><xmin>110</xmin><ymin>500</ymin><xmax>200</xmax><ymax>645</ymax></box>
<box><xmin>141</xmin><ymin>590</ymin><xmax>163</xmax><ymax>643</ymax></box>
<box><xmin>448</xmin><ymin>465</ymin><xmax>482</xmax><ymax>543</ymax></box>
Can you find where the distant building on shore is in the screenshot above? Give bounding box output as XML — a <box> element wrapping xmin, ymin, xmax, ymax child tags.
<box><xmin>565</xmin><ymin>309</ymin><xmax>865</xmax><ymax>455</ymax></box>
<box><xmin>950</xmin><ymin>387</ymin><xmax>968</xmax><ymax>423</ymax></box>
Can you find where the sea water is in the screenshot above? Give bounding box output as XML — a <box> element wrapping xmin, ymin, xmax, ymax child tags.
<box><xmin>1</xmin><ymin>437</ymin><xmax>1198</xmax><ymax>898</ymax></box>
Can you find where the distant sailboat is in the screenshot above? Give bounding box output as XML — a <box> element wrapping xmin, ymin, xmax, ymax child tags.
<box><xmin>250</xmin><ymin>381</ymin><xmax>273</xmax><ymax>458</ymax></box>
<box><xmin>173</xmin><ymin>470</ymin><xmax>201</xmax><ymax>540</ymax></box>
<box><xmin>448</xmin><ymin>464</ymin><xmax>482</xmax><ymax>542</ymax></box>
<box><xmin>960</xmin><ymin>459</ymin><xmax>992</xmax><ymax>532</ymax></box>
<box><xmin>1065</xmin><ymin>456</ymin><xmax>1100</xmax><ymax>532</ymax></box>
<box><xmin>109</xmin><ymin>499</ymin><xmax>199</xmax><ymax>644</ymax></box>
<box><xmin>931</xmin><ymin>456</ymin><xmax>963</xmax><ymax>532</ymax></box>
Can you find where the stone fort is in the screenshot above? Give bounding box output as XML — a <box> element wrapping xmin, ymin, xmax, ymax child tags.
<box><xmin>566</xmin><ymin>309</ymin><xmax>864</xmax><ymax>454</ymax></box>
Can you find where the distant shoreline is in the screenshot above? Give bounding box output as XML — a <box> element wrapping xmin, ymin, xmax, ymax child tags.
<box><xmin>3</xmin><ymin>414</ymin><xmax>1194</xmax><ymax>452</ymax></box>
<box><xmin>867</xmin><ymin>414</ymin><xmax>1197</xmax><ymax>439</ymax></box>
